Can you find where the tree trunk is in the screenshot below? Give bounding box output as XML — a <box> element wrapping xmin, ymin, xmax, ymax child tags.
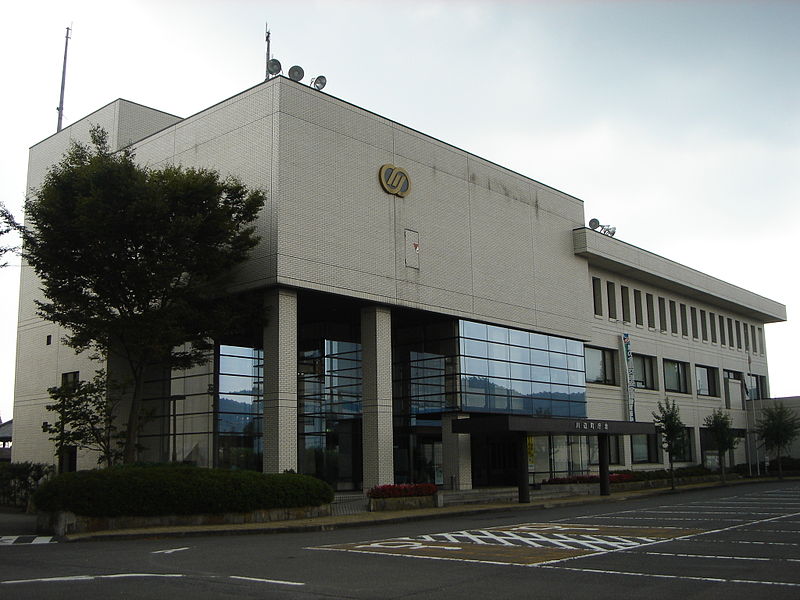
<box><xmin>123</xmin><ymin>366</ymin><xmax>144</xmax><ymax>464</ymax></box>
<box><xmin>720</xmin><ymin>453</ymin><xmax>727</xmax><ymax>484</ymax></box>
<box><xmin>777</xmin><ymin>454</ymin><xmax>784</xmax><ymax>481</ymax></box>
<box><xmin>669</xmin><ymin>455</ymin><xmax>675</xmax><ymax>490</ymax></box>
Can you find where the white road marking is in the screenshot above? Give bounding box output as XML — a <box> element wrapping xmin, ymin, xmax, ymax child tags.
<box><xmin>151</xmin><ymin>547</ymin><xmax>189</xmax><ymax>554</ymax></box>
<box><xmin>633</xmin><ymin>551</ymin><xmax>771</xmax><ymax>561</ymax></box>
<box><xmin>688</xmin><ymin>538</ymin><xmax>800</xmax><ymax>547</ymax></box>
<box><xmin>229</xmin><ymin>575</ymin><xmax>304</xmax><ymax>586</ymax></box>
<box><xmin>2</xmin><ymin>573</ymin><xmax>184</xmax><ymax>585</ymax></box>
<box><xmin>538</xmin><ymin>565</ymin><xmax>800</xmax><ymax>587</ymax></box>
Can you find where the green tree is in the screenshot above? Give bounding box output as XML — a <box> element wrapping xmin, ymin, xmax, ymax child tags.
<box><xmin>42</xmin><ymin>370</ymin><xmax>125</xmax><ymax>468</ymax></box>
<box><xmin>0</xmin><ymin>201</ymin><xmax>18</xmax><ymax>267</ymax></box>
<box><xmin>20</xmin><ymin>126</ymin><xmax>265</xmax><ymax>463</ymax></box>
<box><xmin>704</xmin><ymin>409</ymin><xmax>739</xmax><ymax>483</ymax></box>
<box><xmin>652</xmin><ymin>397</ymin><xmax>686</xmax><ymax>490</ymax></box>
<box><xmin>755</xmin><ymin>402</ymin><xmax>800</xmax><ymax>480</ymax></box>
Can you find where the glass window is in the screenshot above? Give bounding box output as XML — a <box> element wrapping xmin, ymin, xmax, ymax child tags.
<box><xmin>607</xmin><ymin>282</ymin><xmax>617</xmax><ymax>319</ymax></box>
<box><xmin>589</xmin><ymin>435</ymin><xmax>622</xmax><ymax>465</ymax></box>
<box><xmin>695</xmin><ymin>365</ymin><xmax>719</xmax><ymax>397</ymax></box>
<box><xmin>634</xmin><ymin>289</ymin><xmax>644</xmax><ymax>326</ymax></box>
<box><xmin>719</xmin><ymin>315</ymin><xmax>726</xmax><ymax>346</ymax></box>
<box><xmin>462</xmin><ymin>320</ymin><xmax>487</xmax><ymax>340</ymax></box>
<box><xmin>646</xmin><ymin>293</ymin><xmax>656</xmax><ymax>328</ymax></box>
<box><xmin>727</xmin><ymin>318</ymin><xmax>734</xmax><ymax>348</ymax></box>
<box><xmin>664</xmin><ymin>359</ymin><xmax>689</xmax><ymax>394</ymax></box>
<box><xmin>743</xmin><ymin>324</ymin><xmax>750</xmax><ymax>351</ymax></box>
<box><xmin>632</xmin><ymin>354</ymin><xmax>656</xmax><ymax>390</ymax></box>
<box><xmin>680</xmin><ymin>303</ymin><xmax>688</xmax><ymax>336</ymax></box>
<box><xmin>735</xmin><ymin>320</ymin><xmax>742</xmax><ymax>349</ymax></box>
<box><xmin>751</xmin><ymin>325</ymin><xmax>757</xmax><ymax>353</ymax></box>
<box><xmin>585</xmin><ymin>347</ymin><xmax>617</xmax><ymax>385</ymax></box>
<box><xmin>621</xmin><ymin>285</ymin><xmax>631</xmax><ymax>322</ymax></box>
<box><xmin>672</xmin><ymin>428</ymin><xmax>693</xmax><ymax>462</ymax></box>
<box><xmin>700</xmin><ymin>310</ymin><xmax>708</xmax><ymax>341</ymax></box>
<box><xmin>709</xmin><ymin>312</ymin><xmax>717</xmax><ymax>343</ymax></box>
<box><xmin>658</xmin><ymin>297</ymin><xmax>667</xmax><ymax>332</ymax></box>
<box><xmin>690</xmin><ymin>307</ymin><xmax>698</xmax><ymax>339</ymax></box>
<box><xmin>669</xmin><ymin>301</ymin><xmax>678</xmax><ymax>334</ymax></box>
<box><xmin>592</xmin><ymin>277</ymin><xmax>603</xmax><ymax>316</ymax></box>
<box><xmin>631</xmin><ymin>433</ymin><xmax>659</xmax><ymax>463</ymax></box>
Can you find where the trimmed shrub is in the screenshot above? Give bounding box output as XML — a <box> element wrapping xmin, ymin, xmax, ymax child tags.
<box><xmin>33</xmin><ymin>464</ymin><xmax>334</xmax><ymax>517</ymax></box>
<box><xmin>367</xmin><ymin>483</ymin><xmax>437</xmax><ymax>499</ymax></box>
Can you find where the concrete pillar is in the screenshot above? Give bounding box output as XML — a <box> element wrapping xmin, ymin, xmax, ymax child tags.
<box><xmin>442</xmin><ymin>413</ymin><xmax>472</xmax><ymax>490</ymax></box>
<box><xmin>361</xmin><ymin>305</ymin><xmax>394</xmax><ymax>491</ymax></box>
<box><xmin>262</xmin><ymin>288</ymin><xmax>298</xmax><ymax>474</ymax></box>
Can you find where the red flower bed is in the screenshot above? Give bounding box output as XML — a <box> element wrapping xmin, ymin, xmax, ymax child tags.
<box><xmin>367</xmin><ymin>483</ymin><xmax>438</xmax><ymax>499</ymax></box>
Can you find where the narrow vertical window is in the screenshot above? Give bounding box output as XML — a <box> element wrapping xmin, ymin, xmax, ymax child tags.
<box><xmin>690</xmin><ymin>307</ymin><xmax>698</xmax><ymax>338</ymax></box>
<box><xmin>46</xmin><ymin>335</ymin><xmax>52</xmax><ymax>345</ymax></box>
<box><xmin>700</xmin><ymin>309</ymin><xmax>708</xmax><ymax>341</ymax></box>
<box><xmin>757</xmin><ymin>328</ymin><xmax>764</xmax><ymax>354</ymax></box>
<box><xmin>634</xmin><ymin>289</ymin><xmax>644</xmax><ymax>326</ymax></box>
<box><xmin>751</xmin><ymin>325</ymin><xmax>758</xmax><ymax>354</ymax></box>
<box><xmin>727</xmin><ymin>318</ymin><xmax>734</xmax><ymax>348</ymax></box>
<box><xmin>607</xmin><ymin>282</ymin><xmax>617</xmax><ymax>319</ymax></box>
<box><xmin>621</xmin><ymin>285</ymin><xmax>631</xmax><ymax>323</ymax></box>
<box><xmin>658</xmin><ymin>297</ymin><xmax>667</xmax><ymax>332</ymax></box>
<box><xmin>669</xmin><ymin>300</ymin><xmax>678</xmax><ymax>334</ymax></box>
<box><xmin>646</xmin><ymin>293</ymin><xmax>656</xmax><ymax>328</ymax></box>
<box><xmin>719</xmin><ymin>315</ymin><xmax>726</xmax><ymax>346</ymax></box>
<box><xmin>679</xmin><ymin>303</ymin><xmax>688</xmax><ymax>336</ymax></box>
<box><xmin>735</xmin><ymin>320</ymin><xmax>742</xmax><ymax>349</ymax></box>
<box><xmin>709</xmin><ymin>312</ymin><xmax>717</xmax><ymax>343</ymax></box>
<box><xmin>592</xmin><ymin>277</ymin><xmax>603</xmax><ymax>316</ymax></box>
<box><xmin>743</xmin><ymin>324</ymin><xmax>750</xmax><ymax>351</ymax></box>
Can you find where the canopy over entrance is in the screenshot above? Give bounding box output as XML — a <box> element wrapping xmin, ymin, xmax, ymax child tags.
<box><xmin>452</xmin><ymin>415</ymin><xmax>657</xmax><ymax>500</ymax></box>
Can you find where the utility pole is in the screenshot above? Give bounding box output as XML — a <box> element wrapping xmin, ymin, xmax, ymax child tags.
<box><xmin>56</xmin><ymin>26</ymin><xmax>72</xmax><ymax>132</ymax></box>
<box><xmin>265</xmin><ymin>23</ymin><xmax>271</xmax><ymax>80</ymax></box>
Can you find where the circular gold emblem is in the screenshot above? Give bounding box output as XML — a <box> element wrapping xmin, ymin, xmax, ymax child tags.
<box><xmin>379</xmin><ymin>164</ymin><xmax>410</xmax><ymax>197</ymax></box>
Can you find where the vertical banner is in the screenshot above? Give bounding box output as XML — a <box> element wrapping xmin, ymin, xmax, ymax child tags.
<box><xmin>621</xmin><ymin>333</ymin><xmax>636</xmax><ymax>421</ymax></box>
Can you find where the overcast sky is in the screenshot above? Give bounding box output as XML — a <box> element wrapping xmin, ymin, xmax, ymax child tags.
<box><xmin>1</xmin><ymin>0</ymin><xmax>798</xmax><ymax>422</ymax></box>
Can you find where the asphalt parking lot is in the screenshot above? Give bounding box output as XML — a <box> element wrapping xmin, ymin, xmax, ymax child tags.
<box><xmin>313</xmin><ymin>483</ymin><xmax>800</xmax><ymax>591</ymax></box>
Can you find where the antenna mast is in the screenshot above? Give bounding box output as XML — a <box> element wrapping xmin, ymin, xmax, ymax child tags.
<box><xmin>56</xmin><ymin>25</ymin><xmax>72</xmax><ymax>132</ymax></box>
<box><xmin>265</xmin><ymin>23</ymin><xmax>271</xmax><ymax>80</ymax></box>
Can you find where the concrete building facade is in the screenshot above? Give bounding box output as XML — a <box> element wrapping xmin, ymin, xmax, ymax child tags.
<box><xmin>12</xmin><ymin>77</ymin><xmax>787</xmax><ymax>491</ymax></box>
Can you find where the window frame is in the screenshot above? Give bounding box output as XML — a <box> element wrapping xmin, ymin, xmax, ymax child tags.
<box><xmin>663</xmin><ymin>359</ymin><xmax>690</xmax><ymax>394</ymax></box>
<box><xmin>584</xmin><ymin>346</ymin><xmax>618</xmax><ymax>386</ymax></box>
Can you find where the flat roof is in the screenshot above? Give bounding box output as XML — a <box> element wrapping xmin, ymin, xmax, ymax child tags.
<box><xmin>574</xmin><ymin>228</ymin><xmax>786</xmax><ymax>323</ymax></box>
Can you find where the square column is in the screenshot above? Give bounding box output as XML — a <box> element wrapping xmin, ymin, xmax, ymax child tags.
<box><xmin>263</xmin><ymin>288</ymin><xmax>298</xmax><ymax>474</ymax></box>
<box><xmin>361</xmin><ymin>305</ymin><xmax>394</xmax><ymax>491</ymax></box>
<box><xmin>442</xmin><ymin>413</ymin><xmax>472</xmax><ymax>490</ymax></box>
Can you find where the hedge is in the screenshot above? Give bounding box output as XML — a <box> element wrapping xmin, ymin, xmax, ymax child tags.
<box><xmin>33</xmin><ymin>464</ymin><xmax>334</xmax><ymax>517</ymax></box>
<box><xmin>0</xmin><ymin>462</ymin><xmax>53</xmax><ymax>507</ymax></box>
<box><xmin>542</xmin><ymin>465</ymin><xmax>712</xmax><ymax>485</ymax></box>
<box><xmin>367</xmin><ymin>483</ymin><xmax>437</xmax><ymax>498</ymax></box>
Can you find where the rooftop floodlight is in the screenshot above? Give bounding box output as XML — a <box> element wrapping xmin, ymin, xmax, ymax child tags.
<box><xmin>267</xmin><ymin>58</ymin><xmax>282</xmax><ymax>76</ymax></box>
<box><xmin>310</xmin><ymin>75</ymin><xmax>327</xmax><ymax>90</ymax></box>
<box><xmin>589</xmin><ymin>218</ymin><xmax>616</xmax><ymax>237</ymax></box>
<box><xmin>288</xmin><ymin>65</ymin><xmax>305</xmax><ymax>81</ymax></box>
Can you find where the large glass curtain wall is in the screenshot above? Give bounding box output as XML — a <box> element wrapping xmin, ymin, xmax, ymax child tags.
<box><xmin>298</xmin><ymin>327</ymin><xmax>363</xmax><ymax>491</ymax></box>
<box><xmin>458</xmin><ymin>320</ymin><xmax>587</xmax><ymax>417</ymax></box>
<box><xmin>216</xmin><ymin>345</ymin><xmax>263</xmax><ymax>470</ymax></box>
<box><xmin>392</xmin><ymin>318</ymin><xmax>459</xmax><ymax>484</ymax></box>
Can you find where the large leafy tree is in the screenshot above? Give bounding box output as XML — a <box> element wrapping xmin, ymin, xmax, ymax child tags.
<box><xmin>756</xmin><ymin>402</ymin><xmax>800</xmax><ymax>480</ymax></box>
<box><xmin>652</xmin><ymin>397</ymin><xmax>686</xmax><ymax>490</ymax></box>
<box><xmin>21</xmin><ymin>126</ymin><xmax>265</xmax><ymax>463</ymax></box>
<box><xmin>704</xmin><ymin>409</ymin><xmax>739</xmax><ymax>483</ymax></box>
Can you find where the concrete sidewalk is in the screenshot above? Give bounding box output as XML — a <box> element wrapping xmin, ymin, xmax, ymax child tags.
<box><xmin>58</xmin><ymin>478</ymin><xmax>771</xmax><ymax>543</ymax></box>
